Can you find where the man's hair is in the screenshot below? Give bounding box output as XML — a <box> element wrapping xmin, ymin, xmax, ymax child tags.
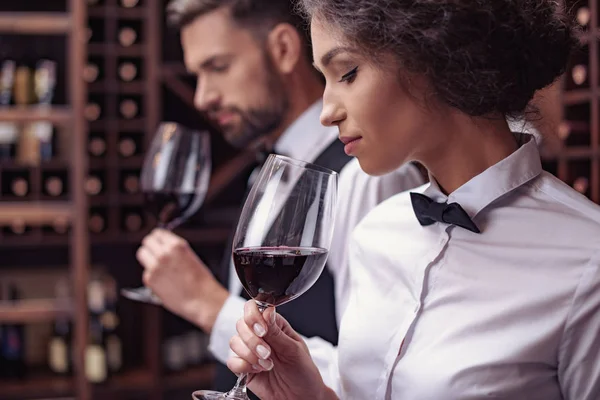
<box><xmin>167</xmin><ymin>0</ymin><xmax>307</xmax><ymax>40</ymax></box>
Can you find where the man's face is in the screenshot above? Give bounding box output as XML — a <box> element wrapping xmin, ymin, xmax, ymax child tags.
<box><xmin>181</xmin><ymin>7</ymin><xmax>289</xmax><ymax>148</ymax></box>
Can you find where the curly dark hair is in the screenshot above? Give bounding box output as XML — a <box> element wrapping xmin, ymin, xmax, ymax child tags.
<box><xmin>297</xmin><ymin>0</ymin><xmax>579</xmax><ymax>117</ymax></box>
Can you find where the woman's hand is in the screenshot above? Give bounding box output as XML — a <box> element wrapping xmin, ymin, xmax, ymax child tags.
<box><xmin>227</xmin><ymin>300</ymin><xmax>339</xmax><ymax>400</ymax></box>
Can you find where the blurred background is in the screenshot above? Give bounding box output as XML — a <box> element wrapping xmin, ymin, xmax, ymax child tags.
<box><xmin>0</xmin><ymin>0</ymin><xmax>594</xmax><ymax>399</ymax></box>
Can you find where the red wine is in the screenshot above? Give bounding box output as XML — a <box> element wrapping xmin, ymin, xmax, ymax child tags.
<box><xmin>233</xmin><ymin>247</ymin><xmax>328</xmax><ymax>306</ymax></box>
<box><xmin>144</xmin><ymin>191</ymin><xmax>204</xmax><ymax>228</ymax></box>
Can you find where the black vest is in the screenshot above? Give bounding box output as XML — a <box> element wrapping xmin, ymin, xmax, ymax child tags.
<box><xmin>213</xmin><ymin>139</ymin><xmax>351</xmax><ymax>395</ymax></box>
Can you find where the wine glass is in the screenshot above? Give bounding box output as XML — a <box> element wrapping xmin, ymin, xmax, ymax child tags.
<box><xmin>121</xmin><ymin>122</ymin><xmax>211</xmax><ymax>304</ymax></box>
<box><xmin>192</xmin><ymin>154</ymin><xmax>338</xmax><ymax>400</ymax></box>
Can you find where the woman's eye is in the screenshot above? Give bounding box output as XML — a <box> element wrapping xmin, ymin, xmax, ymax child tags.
<box><xmin>339</xmin><ymin>66</ymin><xmax>358</xmax><ymax>83</ymax></box>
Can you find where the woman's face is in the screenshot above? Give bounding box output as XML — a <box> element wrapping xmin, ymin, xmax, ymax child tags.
<box><xmin>311</xmin><ymin>17</ymin><xmax>440</xmax><ymax>176</ymax></box>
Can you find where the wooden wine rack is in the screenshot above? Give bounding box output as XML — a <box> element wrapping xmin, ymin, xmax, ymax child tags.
<box><xmin>0</xmin><ymin>4</ymin><xmax>91</xmax><ymax>400</ymax></box>
<box><xmin>543</xmin><ymin>1</ymin><xmax>600</xmax><ymax>202</ymax></box>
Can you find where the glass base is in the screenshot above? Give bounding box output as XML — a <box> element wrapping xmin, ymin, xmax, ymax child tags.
<box><xmin>192</xmin><ymin>390</ymin><xmax>248</xmax><ymax>400</ymax></box>
<box><xmin>121</xmin><ymin>286</ymin><xmax>162</xmax><ymax>305</ymax></box>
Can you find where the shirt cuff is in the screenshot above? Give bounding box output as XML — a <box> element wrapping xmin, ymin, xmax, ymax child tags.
<box><xmin>208</xmin><ymin>294</ymin><xmax>246</xmax><ymax>364</ymax></box>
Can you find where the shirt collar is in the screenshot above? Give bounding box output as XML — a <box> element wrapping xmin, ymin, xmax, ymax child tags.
<box><xmin>423</xmin><ymin>133</ymin><xmax>542</xmax><ymax>219</ymax></box>
<box><xmin>274</xmin><ymin>99</ymin><xmax>337</xmax><ymax>161</ymax></box>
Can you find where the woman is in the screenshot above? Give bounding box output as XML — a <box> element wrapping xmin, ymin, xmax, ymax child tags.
<box><xmin>226</xmin><ymin>1</ymin><xmax>600</xmax><ymax>399</ymax></box>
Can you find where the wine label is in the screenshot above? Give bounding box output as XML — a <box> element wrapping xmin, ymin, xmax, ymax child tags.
<box><xmin>85</xmin><ymin>345</ymin><xmax>107</xmax><ymax>383</ymax></box>
<box><xmin>34</xmin><ymin>122</ymin><xmax>53</xmax><ymax>141</ymax></box>
<box><xmin>0</xmin><ymin>123</ymin><xmax>18</xmax><ymax>143</ymax></box>
<box><xmin>87</xmin><ymin>280</ymin><xmax>105</xmax><ymax>313</ymax></box>
<box><xmin>100</xmin><ymin>311</ymin><xmax>119</xmax><ymax>330</ymax></box>
<box><xmin>106</xmin><ymin>335</ymin><xmax>122</xmax><ymax>372</ymax></box>
<box><xmin>0</xmin><ymin>60</ymin><xmax>17</xmax><ymax>145</ymax></box>
<box><xmin>49</xmin><ymin>337</ymin><xmax>69</xmax><ymax>373</ymax></box>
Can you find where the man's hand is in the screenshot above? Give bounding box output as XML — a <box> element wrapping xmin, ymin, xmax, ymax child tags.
<box><xmin>136</xmin><ymin>228</ymin><xmax>229</xmax><ymax>333</ymax></box>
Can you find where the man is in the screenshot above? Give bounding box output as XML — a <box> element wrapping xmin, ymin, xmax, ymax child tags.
<box><xmin>136</xmin><ymin>0</ymin><xmax>426</xmax><ymax>393</ymax></box>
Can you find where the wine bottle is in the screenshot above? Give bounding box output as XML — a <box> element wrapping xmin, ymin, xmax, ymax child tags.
<box><xmin>163</xmin><ymin>335</ymin><xmax>186</xmax><ymax>372</ymax></box>
<box><xmin>118</xmin><ymin>137</ymin><xmax>137</xmax><ymax>157</ymax></box>
<box><xmin>573</xmin><ymin>177</ymin><xmax>589</xmax><ymax>194</ymax></box>
<box><xmin>119</xmin><ymin>99</ymin><xmax>138</xmax><ymax>119</ymax></box>
<box><xmin>83</xmin><ymin>63</ymin><xmax>100</xmax><ymax>84</ymax></box>
<box><xmin>124</xmin><ymin>212</ymin><xmax>143</xmax><ymax>232</ymax></box>
<box><xmin>48</xmin><ymin>279</ymin><xmax>72</xmax><ymax>375</ymax></box>
<box><xmin>85</xmin><ymin>279</ymin><xmax>108</xmax><ymax>384</ymax></box>
<box><xmin>571</xmin><ymin>64</ymin><xmax>587</xmax><ymax>86</ymax></box>
<box><xmin>118</xmin><ymin>62</ymin><xmax>137</xmax><ymax>82</ymax></box>
<box><xmin>45</xmin><ymin>176</ymin><xmax>64</xmax><ymax>197</ymax></box>
<box><xmin>89</xmin><ymin>213</ymin><xmax>106</xmax><ymax>234</ymax></box>
<box><xmin>88</xmin><ymin>136</ymin><xmax>106</xmax><ymax>157</ymax></box>
<box><xmin>0</xmin><ymin>60</ymin><xmax>17</xmax><ymax>160</ymax></box>
<box><xmin>118</xmin><ymin>27</ymin><xmax>137</xmax><ymax>47</ymax></box>
<box><xmin>85</xmin><ymin>175</ymin><xmax>103</xmax><ymax>196</ymax></box>
<box><xmin>183</xmin><ymin>330</ymin><xmax>207</xmax><ymax>366</ymax></box>
<box><xmin>101</xmin><ymin>276</ymin><xmax>122</xmax><ymax>374</ymax></box>
<box><xmin>53</xmin><ymin>217</ymin><xmax>69</xmax><ymax>234</ymax></box>
<box><xmin>123</xmin><ymin>174</ymin><xmax>139</xmax><ymax>194</ymax></box>
<box><xmin>10</xmin><ymin>219</ymin><xmax>26</xmax><ymax>235</ymax></box>
<box><xmin>18</xmin><ymin>60</ymin><xmax>57</xmax><ymax>165</ymax></box>
<box><xmin>577</xmin><ymin>7</ymin><xmax>591</xmax><ymax>27</ymax></box>
<box><xmin>120</xmin><ymin>0</ymin><xmax>139</xmax><ymax>7</ymax></box>
<box><xmin>11</xmin><ymin>176</ymin><xmax>28</xmax><ymax>197</ymax></box>
<box><xmin>84</xmin><ymin>103</ymin><xmax>101</xmax><ymax>122</ymax></box>
<box><xmin>14</xmin><ymin>61</ymin><xmax>34</xmax><ymax>165</ymax></box>
<box><xmin>1</xmin><ymin>284</ymin><xmax>26</xmax><ymax>379</ymax></box>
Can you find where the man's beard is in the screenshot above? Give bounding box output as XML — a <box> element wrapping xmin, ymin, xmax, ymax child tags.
<box><xmin>222</xmin><ymin>59</ymin><xmax>290</xmax><ymax>149</ymax></box>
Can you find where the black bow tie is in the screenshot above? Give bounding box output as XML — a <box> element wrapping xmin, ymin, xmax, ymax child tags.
<box><xmin>410</xmin><ymin>192</ymin><xmax>481</xmax><ymax>234</ymax></box>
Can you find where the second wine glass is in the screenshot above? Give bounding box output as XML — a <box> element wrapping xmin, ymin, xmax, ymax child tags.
<box><xmin>121</xmin><ymin>122</ymin><xmax>211</xmax><ymax>304</ymax></box>
<box><xmin>192</xmin><ymin>154</ymin><xmax>338</xmax><ymax>400</ymax></box>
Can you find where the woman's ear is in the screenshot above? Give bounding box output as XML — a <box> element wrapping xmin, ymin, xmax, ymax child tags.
<box><xmin>265</xmin><ymin>23</ymin><xmax>303</xmax><ymax>75</ymax></box>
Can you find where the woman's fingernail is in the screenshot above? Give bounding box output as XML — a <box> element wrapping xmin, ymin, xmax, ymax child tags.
<box><xmin>252</xmin><ymin>364</ymin><xmax>261</xmax><ymax>371</ymax></box>
<box><xmin>258</xmin><ymin>358</ymin><xmax>273</xmax><ymax>371</ymax></box>
<box><xmin>256</xmin><ymin>344</ymin><xmax>270</xmax><ymax>360</ymax></box>
<box><xmin>270</xmin><ymin>310</ymin><xmax>276</xmax><ymax>324</ymax></box>
<box><xmin>253</xmin><ymin>323</ymin><xmax>266</xmax><ymax>337</ymax></box>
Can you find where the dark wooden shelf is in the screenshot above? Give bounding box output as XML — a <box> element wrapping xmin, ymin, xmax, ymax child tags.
<box><xmin>89</xmin><ymin>81</ymin><xmax>145</xmax><ymax>94</ymax></box>
<box><xmin>0</xmin><ymin>298</ymin><xmax>71</xmax><ymax>323</ymax></box>
<box><xmin>164</xmin><ymin>364</ymin><xmax>215</xmax><ymax>390</ymax></box>
<box><xmin>563</xmin><ymin>89</ymin><xmax>592</xmax><ymax>105</ymax></box>
<box><xmin>0</xmin><ymin>159</ymin><xmax>70</xmax><ymax>170</ymax></box>
<box><xmin>0</xmin><ymin>12</ymin><xmax>71</xmax><ymax>34</ymax></box>
<box><xmin>0</xmin><ymin>201</ymin><xmax>72</xmax><ymax>224</ymax></box>
<box><xmin>0</xmin><ymin>373</ymin><xmax>73</xmax><ymax>399</ymax></box>
<box><xmin>88</xmin><ymin>43</ymin><xmax>145</xmax><ymax>57</ymax></box>
<box><xmin>88</xmin><ymin>6</ymin><xmax>146</xmax><ymax>19</ymax></box>
<box><xmin>0</xmin><ymin>107</ymin><xmax>72</xmax><ymax>124</ymax></box>
<box><xmin>90</xmin><ymin>118</ymin><xmax>146</xmax><ymax>131</ymax></box>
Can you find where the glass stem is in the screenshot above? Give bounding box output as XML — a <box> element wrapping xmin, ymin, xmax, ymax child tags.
<box><xmin>225</xmin><ymin>302</ymin><xmax>268</xmax><ymax>398</ymax></box>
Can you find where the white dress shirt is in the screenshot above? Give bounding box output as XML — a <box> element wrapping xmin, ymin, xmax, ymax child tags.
<box><xmin>334</xmin><ymin>134</ymin><xmax>600</xmax><ymax>399</ymax></box>
<box><xmin>208</xmin><ymin>100</ymin><xmax>427</xmax><ymax>383</ymax></box>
